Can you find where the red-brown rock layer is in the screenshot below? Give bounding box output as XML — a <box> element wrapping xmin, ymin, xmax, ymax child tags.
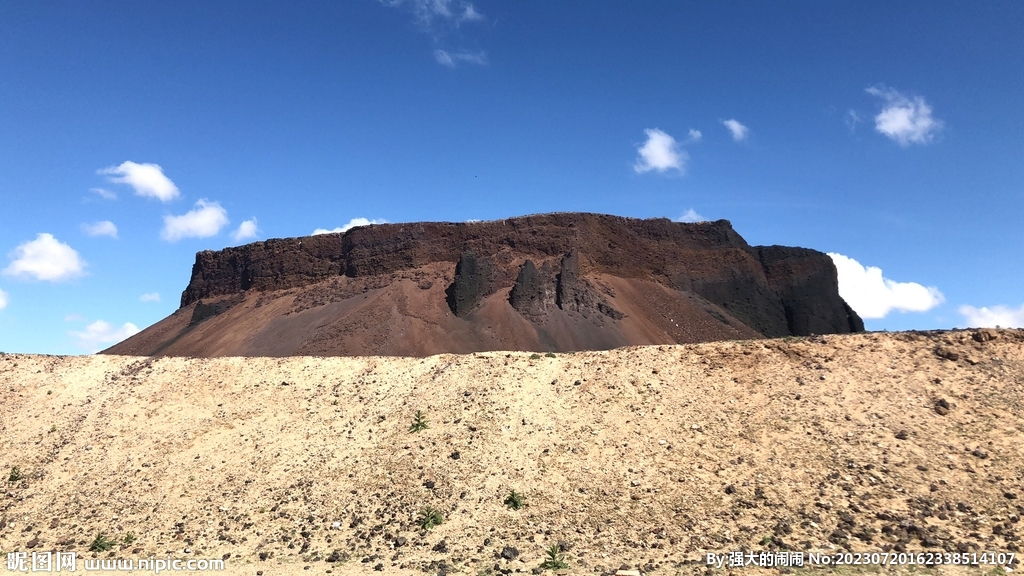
<box><xmin>105</xmin><ymin>213</ymin><xmax>862</xmax><ymax>357</ymax></box>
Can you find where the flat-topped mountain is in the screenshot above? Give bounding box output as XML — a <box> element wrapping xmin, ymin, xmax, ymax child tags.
<box><xmin>105</xmin><ymin>213</ymin><xmax>863</xmax><ymax>357</ymax></box>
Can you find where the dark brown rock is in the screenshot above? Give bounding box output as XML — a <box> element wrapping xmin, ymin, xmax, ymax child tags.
<box><xmin>107</xmin><ymin>213</ymin><xmax>863</xmax><ymax>357</ymax></box>
<box><xmin>446</xmin><ymin>251</ymin><xmax>490</xmax><ymax>316</ymax></box>
<box><xmin>508</xmin><ymin>260</ymin><xmax>554</xmax><ymax>317</ymax></box>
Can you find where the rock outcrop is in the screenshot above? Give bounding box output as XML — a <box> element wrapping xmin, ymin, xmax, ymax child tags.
<box><xmin>106</xmin><ymin>213</ymin><xmax>862</xmax><ymax>357</ymax></box>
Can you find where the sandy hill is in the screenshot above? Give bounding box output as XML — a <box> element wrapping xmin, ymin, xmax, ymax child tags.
<box><xmin>3</xmin><ymin>329</ymin><xmax>1023</xmax><ymax>575</ymax></box>
<box><xmin>104</xmin><ymin>214</ymin><xmax>862</xmax><ymax>357</ymax></box>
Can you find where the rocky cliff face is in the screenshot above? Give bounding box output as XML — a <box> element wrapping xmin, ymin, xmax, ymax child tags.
<box><xmin>108</xmin><ymin>213</ymin><xmax>861</xmax><ymax>357</ymax></box>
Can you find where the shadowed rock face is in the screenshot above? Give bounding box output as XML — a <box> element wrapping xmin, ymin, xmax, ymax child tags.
<box><xmin>108</xmin><ymin>213</ymin><xmax>862</xmax><ymax>357</ymax></box>
<box><xmin>508</xmin><ymin>260</ymin><xmax>552</xmax><ymax>318</ymax></box>
<box><xmin>446</xmin><ymin>251</ymin><xmax>490</xmax><ymax>317</ymax></box>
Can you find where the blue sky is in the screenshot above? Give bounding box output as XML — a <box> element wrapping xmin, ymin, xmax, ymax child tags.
<box><xmin>1</xmin><ymin>1</ymin><xmax>1022</xmax><ymax>354</ymax></box>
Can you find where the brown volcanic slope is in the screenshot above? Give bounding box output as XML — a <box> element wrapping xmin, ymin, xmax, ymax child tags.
<box><xmin>105</xmin><ymin>213</ymin><xmax>862</xmax><ymax>357</ymax></box>
<box><xmin>3</xmin><ymin>330</ymin><xmax>1023</xmax><ymax>576</ymax></box>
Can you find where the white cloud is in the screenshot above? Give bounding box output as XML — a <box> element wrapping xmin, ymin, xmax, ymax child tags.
<box><xmin>828</xmin><ymin>253</ymin><xmax>944</xmax><ymax>319</ymax></box>
<box><xmin>634</xmin><ymin>128</ymin><xmax>687</xmax><ymax>174</ymax></box>
<box><xmin>686</xmin><ymin>129</ymin><xmax>703</xmax><ymax>143</ymax></box>
<box><xmin>434</xmin><ymin>49</ymin><xmax>487</xmax><ymax>68</ymax></box>
<box><xmin>81</xmin><ymin>220</ymin><xmax>118</xmax><ymax>239</ymax></box>
<box><xmin>69</xmin><ymin>320</ymin><xmax>139</xmax><ymax>353</ymax></box>
<box><xmin>865</xmin><ymin>85</ymin><xmax>943</xmax><ymax>146</ymax></box>
<box><xmin>0</xmin><ymin>288</ymin><xmax>7</xmax><ymax>310</ymax></box>
<box><xmin>958</xmin><ymin>304</ymin><xmax>1024</xmax><ymax>328</ymax></box>
<box><xmin>140</xmin><ymin>292</ymin><xmax>161</xmax><ymax>303</ymax></box>
<box><xmin>379</xmin><ymin>0</ymin><xmax>485</xmax><ymax>64</ymax></box>
<box><xmin>3</xmin><ymin>233</ymin><xmax>86</xmax><ymax>282</ymax></box>
<box><xmin>89</xmin><ymin>187</ymin><xmax>117</xmax><ymax>200</ymax></box>
<box><xmin>675</xmin><ymin>209</ymin><xmax>707</xmax><ymax>223</ymax></box>
<box><xmin>458</xmin><ymin>4</ymin><xmax>483</xmax><ymax>22</ymax></box>
<box><xmin>312</xmin><ymin>218</ymin><xmax>388</xmax><ymax>236</ymax></box>
<box><xmin>845</xmin><ymin>110</ymin><xmax>863</xmax><ymax>132</ymax></box>
<box><xmin>161</xmin><ymin>199</ymin><xmax>229</xmax><ymax>241</ymax></box>
<box><xmin>383</xmin><ymin>0</ymin><xmax>484</xmax><ymax>25</ymax></box>
<box><xmin>98</xmin><ymin>161</ymin><xmax>180</xmax><ymax>202</ymax></box>
<box><xmin>722</xmin><ymin>119</ymin><xmax>749</xmax><ymax>141</ymax></box>
<box><xmin>231</xmin><ymin>218</ymin><xmax>259</xmax><ymax>242</ymax></box>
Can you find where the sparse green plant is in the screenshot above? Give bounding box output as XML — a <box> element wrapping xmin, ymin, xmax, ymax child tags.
<box><xmin>49</xmin><ymin>425</ymin><xmax>57</xmax><ymax>433</ymax></box>
<box><xmin>409</xmin><ymin>410</ymin><xmax>429</xmax><ymax>433</ymax></box>
<box><xmin>89</xmin><ymin>533</ymin><xmax>116</xmax><ymax>552</ymax></box>
<box><xmin>529</xmin><ymin>353</ymin><xmax>541</xmax><ymax>360</ymax></box>
<box><xmin>331</xmin><ymin>399</ymin><xmax>338</xmax><ymax>406</ymax></box>
<box><xmin>760</xmin><ymin>535</ymin><xmax>772</xmax><ymax>546</ymax></box>
<box><xmin>123</xmin><ymin>532</ymin><xmax>136</xmax><ymax>545</ymax></box>
<box><xmin>47</xmin><ymin>390</ymin><xmax>52</xmax><ymax>395</ymax></box>
<box><xmin>417</xmin><ymin>506</ymin><xmax>443</xmax><ymax>530</ymax></box>
<box><xmin>504</xmin><ymin>490</ymin><xmax>524</xmax><ymax>510</ymax></box>
<box><xmin>539</xmin><ymin>545</ymin><xmax>568</xmax><ymax>570</ymax></box>
<box><xmin>544</xmin><ymin>352</ymin><xmax>555</xmax><ymax>358</ymax></box>
<box><xmin>8</xmin><ymin>466</ymin><xmax>22</xmax><ymax>483</ymax></box>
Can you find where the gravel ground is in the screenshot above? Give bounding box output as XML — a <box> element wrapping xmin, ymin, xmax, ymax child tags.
<box><xmin>2</xmin><ymin>329</ymin><xmax>1022</xmax><ymax>575</ymax></box>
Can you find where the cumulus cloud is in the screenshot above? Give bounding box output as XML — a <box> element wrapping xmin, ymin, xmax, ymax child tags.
<box><xmin>69</xmin><ymin>320</ymin><xmax>140</xmax><ymax>353</ymax></box>
<box><xmin>722</xmin><ymin>119</ymin><xmax>749</xmax><ymax>141</ymax></box>
<box><xmin>634</xmin><ymin>128</ymin><xmax>688</xmax><ymax>174</ymax></box>
<box><xmin>89</xmin><ymin>187</ymin><xmax>117</xmax><ymax>200</ymax></box>
<box><xmin>675</xmin><ymin>209</ymin><xmax>708</xmax><ymax>223</ymax></box>
<box><xmin>98</xmin><ymin>161</ymin><xmax>180</xmax><ymax>202</ymax></box>
<box><xmin>865</xmin><ymin>85</ymin><xmax>943</xmax><ymax>146</ymax></box>
<box><xmin>958</xmin><ymin>304</ymin><xmax>1024</xmax><ymax>328</ymax></box>
<box><xmin>434</xmin><ymin>49</ymin><xmax>487</xmax><ymax>68</ymax></box>
<box><xmin>3</xmin><ymin>234</ymin><xmax>86</xmax><ymax>282</ymax></box>
<box><xmin>81</xmin><ymin>220</ymin><xmax>118</xmax><ymax>239</ymax></box>
<box><xmin>828</xmin><ymin>253</ymin><xmax>944</xmax><ymax>319</ymax></box>
<box><xmin>312</xmin><ymin>218</ymin><xmax>389</xmax><ymax>236</ymax></box>
<box><xmin>161</xmin><ymin>200</ymin><xmax>229</xmax><ymax>242</ymax></box>
<box><xmin>140</xmin><ymin>292</ymin><xmax>161</xmax><ymax>303</ymax></box>
<box><xmin>686</xmin><ymin>129</ymin><xmax>703</xmax><ymax>143</ymax></box>
<box><xmin>232</xmin><ymin>218</ymin><xmax>259</xmax><ymax>242</ymax></box>
<box><xmin>0</xmin><ymin>288</ymin><xmax>7</xmax><ymax>310</ymax></box>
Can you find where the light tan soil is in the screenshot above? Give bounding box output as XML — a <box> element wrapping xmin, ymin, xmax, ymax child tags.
<box><xmin>2</xmin><ymin>329</ymin><xmax>1022</xmax><ymax>576</ymax></box>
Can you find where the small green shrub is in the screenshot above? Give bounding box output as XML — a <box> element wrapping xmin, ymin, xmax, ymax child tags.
<box><xmin>418</xmin><ymin>506</ymin><xmax>443</xmax><ymax>530</ymax></box>
<box><xmin>539</xmin><ymin>545</ymin><xmax>568</xmax><ymax>570</ymax></box>
<box><xmin>89</xmin><ymin>533</ymin><xmax>116</xmax><ymax>552</ymax></box>
<box><xmin>544</xmin><ymin>352</ymin><xmax>555</xmax><ymax>358</ymax></box>
<box><xmin>123</xmin><ymin>532</ymin><xmax>136</xmax><ymax>545</ymax></box>
<box><xmin>529</xmin><ymin>353</ymin><xmax>541</xmax><ymax>360</ymax></box>
<box><xmin>504</xmin><ymin>490</ymin><xmax>524</xmax><ymax>510</ymax></box>
<box><xmin>7</xmin><ymin>466</ymin><xmax>21</xmax><ymax>483</ymax></box>
<box><xmin>49</xmin><ymin>425</ymin><xmax>57</xmax><ymax>433</ymax></box>
<box><xmin>409</xmin><ymin>410</ymin><xmax>429</xmax><ymax>433</ymax></box>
